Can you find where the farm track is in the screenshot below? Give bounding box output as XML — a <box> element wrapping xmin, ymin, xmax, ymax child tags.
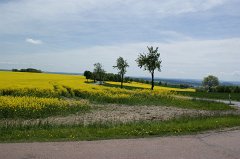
<box><xmin>1</xmin><ymin>104</ymin><xmax>239</xmax><ymax>126</ymax></box>
<box><xmin>175</xmin><ymin>95</ymin><xmax>240</xmax><ymax>108</ymax></box>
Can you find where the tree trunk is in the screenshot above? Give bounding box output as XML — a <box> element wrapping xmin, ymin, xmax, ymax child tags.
<box><xmin>100</xmin><ymin>74</ymin><xmax>102</xmax><ymax>85</ymax></box>
<box><xmin>121</xmin><ymin>74</ymin><xmax>124</xmax><ymax>88</ymax></box>
<box><xmin>151</xmin><ymin>71</ymin><xmax>154</xmax><ymax>90</ymax></box>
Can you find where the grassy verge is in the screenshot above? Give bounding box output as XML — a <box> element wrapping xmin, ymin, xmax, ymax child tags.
<box><xmin>121</xmin><ymin>98</ymin><xmax>233</xmax><ymax>111</ymax></box>
<box><xmin>87</xmin><ymin>96</ymin><xmax>233</xmax><ymax>111</ymax></box>
<box><xmin>1</xmin><ymin>115</ymin><xmax>240</xmax><ymax>142</ymax></box>
<box><xmin>179</xmin><ymin>92</ymin><xmax>240</xmax><ymax>101</ymax></box>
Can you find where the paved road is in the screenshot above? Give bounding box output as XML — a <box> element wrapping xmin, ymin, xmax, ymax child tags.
<box><xmin>1</xmin><ymin>129</ymin><xmax>240</xmax><ymax>159</ymax></box>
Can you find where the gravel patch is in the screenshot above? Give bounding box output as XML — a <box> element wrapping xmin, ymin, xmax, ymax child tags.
<box><xmin>2</xmin><ymin>104</ymin><xmax>237</xmax><ymax>126</ymax></box>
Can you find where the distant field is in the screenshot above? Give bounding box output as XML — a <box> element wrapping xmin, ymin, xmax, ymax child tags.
<box><xmin>0</xmin><ymin>71</ymin><xmax>195</xmax><ymax>92</ymax></box>
<box><xmin>106</xmin><ymin>81</ymin><xmax>196</xmax><ymax>92</ymax></box>
<box><xmin>0</xmin><ymin>71</ymin><xmax>86</xmax><ymax>89</ymax></box>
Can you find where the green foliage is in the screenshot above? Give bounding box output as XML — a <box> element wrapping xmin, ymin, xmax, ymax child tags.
<box><xmin>83</xmin><ymin>70</ymin><xmax>92</xmax><ymax>82</ymax></box>
<box><xmin>113</xmin><ymin>57</ymin><xmax>129</xmax><ymax>88</ymax></box>
<box><xmin>104</xmin><ymin>73</ymin><xmax>121</xmax><ymax>82</ymax></box>
<box><xmin>93</xmin><ymin>63</ymin><xmax>105</xmax><ymax>84</ymax></box>
<box><xmin>202</xmin><ymin>75</ymin><xmax>219</xmax><ymax>92</ymax></box>
<box><xmin>216</xmin><ymin>85</ymin><xmax>240</xmax><ymax>93</ymax></box>
<box><xmin>136</xmin><ymin>46</ymin><xmax>162</xmax><ymax>90</ymax></box>
<box><xmin>12</xmin><ymin>68</ymin><xmax>42</xmax><ymax>73</ymax></box>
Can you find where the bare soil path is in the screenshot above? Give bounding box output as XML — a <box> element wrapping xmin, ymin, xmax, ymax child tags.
<box><xmin>2</xmin><ymin>104</ymin><xmax>237</xmax><ymax>126</ymax></box>
<box><xmin>1</xmin><ymin>129</ymin><xmax>240</xmax><ymax>159</ymax></box>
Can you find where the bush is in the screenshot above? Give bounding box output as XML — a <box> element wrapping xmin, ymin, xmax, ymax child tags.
<box><xmin>12</xmin><ymin>68</ymin><xmax>42</xmax><ymax>73</ymax></box>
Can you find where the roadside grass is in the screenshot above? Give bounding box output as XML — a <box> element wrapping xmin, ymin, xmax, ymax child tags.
<box><xmin>179</xmin><ymin>92</ymin><xmax>240</xmax><ymax>101</ymax></box>
<box><xmin>1</xmin><ymin>115</ymin><xmax>240</xmax><ymax>142</ymax></box>
<box><xmin>88</xmin><ymin>96</ymin><xmax>234</xmax><ymax>111</ymax></box>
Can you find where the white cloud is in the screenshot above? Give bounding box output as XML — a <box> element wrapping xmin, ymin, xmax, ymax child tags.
<box><xmin>2</xmin><ymin>37</ymin><xmax>239</xmax><ymax>81</ymax></box>
<box><xmin>157</xmin><ymin>31</ymin><xmax>193</xmax><ymax>41</ymax></box>
<box><xmin>142</xmin><ymin>0</ymin><xmax>227</xmax><ymax>16</ymax></box>
<box><xmin>25</xmin><ymin>38</ymin><xmax>42</xmax><ymax>45</ymax></box>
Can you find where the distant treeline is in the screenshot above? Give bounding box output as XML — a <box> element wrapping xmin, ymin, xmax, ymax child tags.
<box><xmin>131</xmin><ymin>78</ymin><xmax>192</xmax><ymax>89</ymax></box>
<box><xmin>87</xmin><ymin>72</ymin><xmax>130</xmax><ymax>82</ymax></box>
<box><xmin>84</xmin><ymin>70</ymin><xmax>192</xmax><ymax>89</ymax></box>
<box><xmin>12</xmin><ymin>68</ymin><xmax>42</xmax><ymax>73</ymax></box>
<box><xmin>197</xmin><ymin>85</ymin><xmax>240</xmax><ymax>93</ymax></box>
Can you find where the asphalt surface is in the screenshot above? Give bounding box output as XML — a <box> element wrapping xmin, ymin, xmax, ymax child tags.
<box><xmin>1</xmin><ymin>129</ymin><xmax>240</xmax><ymax>159</ymax></box>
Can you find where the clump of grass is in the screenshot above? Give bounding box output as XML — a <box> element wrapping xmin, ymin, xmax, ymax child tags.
<box><xmin>1</xmin><ymin>115</ymin><xmax>240</xmax><ymax>142</ymax></box>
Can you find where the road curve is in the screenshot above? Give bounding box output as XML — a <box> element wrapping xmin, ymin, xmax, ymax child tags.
<box><xmin>1</xmin><ymin>129</ymin><xmax>240</xmax><ymax>159</ymax></box>
<box><xmin>195</xmin><ymin>98</ymin><xmax>240</xmax><ymax>108</ymax></box>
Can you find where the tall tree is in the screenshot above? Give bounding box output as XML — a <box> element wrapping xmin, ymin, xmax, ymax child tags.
<box><xmin>113</xmin><ymin>57</ymin><xmax>129</xmax><ymax>88</ymax></box>
<box><xmin>93</xmin><ymin>63</ymin><xmax>105</xmax><ymax>84</ymax></box>
<box><xmin>202</xmin><ymin>75</ymin><xmax>219</xmax><ymax>92</ymax></box>
<box><xmin>83</xmin><ymin>70</ymin><xmax>92</xmax><ymax>82</ymax></box>
<box><xmin>136</xmin><ymin>46</ymin><xmax>162</xmax><ymax>90</ymax></box>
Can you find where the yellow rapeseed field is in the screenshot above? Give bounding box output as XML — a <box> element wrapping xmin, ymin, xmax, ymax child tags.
<box><xmin>0</xmin><ymin>96</ymin><xmax>89</xmax><ymax>118</ymax></box>
<box><xmin>106</xmin><ymin>81</ymin><xmax>196</xmax><ymax>92</ymax></box>
<box><xmin>0</xmin><ymin>71</ymin><xmax>195</xmax><ymax>118</ymax></box>
<box><xmin>0</xmin><ymin>71</ymin><xmax>195</xmax><ymax>91</ymax></box>
<box><xmin>0</xmin><ymin>71</ymin><xmax>86</xmax><ymax>89</ymax></box>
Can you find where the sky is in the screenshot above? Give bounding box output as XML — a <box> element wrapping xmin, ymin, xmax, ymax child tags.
<box><xmin>0</xmin><ymin>0</ymin><xmax>240</xmax><ymax>81</ymax></box>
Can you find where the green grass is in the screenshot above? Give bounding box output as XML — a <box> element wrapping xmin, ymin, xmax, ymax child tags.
<box><xmin>103</xmin><ymin>83</ymin><xmax>144</xmax><ymax>90</ymax></box>
<box><xmin>179</xmin><ymin>92</ymin><xmax>240</xmax><ymax>101</ymax></box>
<box><xmin>1</xmin><ymin>115</ymin><xmax>240</xmax><ymax>142</ymax></box>
<box><xmin>88</xmin><ymin>95</ymin><xmax>233</xmax><ymax>111</ymax></box>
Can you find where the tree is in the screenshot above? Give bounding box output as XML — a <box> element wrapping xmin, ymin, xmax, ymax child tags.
<box><xmin>136</xmin><ymin>46</ymin><xmax>162</xmax><ymax>90</ymax></box>
<box><xmin>93</xmin><ymin>63</ymin><xmax>105</xmax><ymax>84</ymax></box>
<box><xmin>202</xmin><ymin>75</ymin><xmax>219</xmax><ymax>92</ymax></box>
<box><xmin>83</xmin><ymin>70</ymin><xmax>92</xmax><ymax>82</ymax></box>
<box><xmin>113</xmin><ymin>57</ymin><xmax>129</xmax><ymax>88</ymax></box>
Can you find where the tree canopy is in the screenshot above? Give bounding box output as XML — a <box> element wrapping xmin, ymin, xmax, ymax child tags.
<box><xmin>136</xmin><ymin>46</ymin><xmax>162</xmax><ymax>90</ymax></box>
<box><xmin>202</xmin><ymin>75</ymin><xmax>219</xmax><ymax>92</ymax></box>
<box><xmin>83</xmin><ymin>70</ymin><xmax>92</xmax><ymax>82</ymax></box>
<box><xmin>93</xmin><ymin>63</ymin><xmax>105</xmax><ymax>84</ymax></box>
<box><xmin>113</xmin><ymin>57</ymin><xmax>129</xmax><ymax>88</ymax></box>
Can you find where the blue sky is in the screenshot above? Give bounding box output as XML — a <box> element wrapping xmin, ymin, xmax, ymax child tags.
<box><xmin>0</xmin><ymin>0</ymin><xmax>240</xmax><ymax>81</ymax></box>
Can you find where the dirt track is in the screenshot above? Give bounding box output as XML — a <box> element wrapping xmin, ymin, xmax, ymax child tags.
<box><xmin>1</xmin><ymin>129</ymin><xmax>240</xmax><ymax>159</ymax></box>
<box><xmin>0</xmin><ymin>104</ymin><xmax>227</xmax><ymax>126</ymax></box>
